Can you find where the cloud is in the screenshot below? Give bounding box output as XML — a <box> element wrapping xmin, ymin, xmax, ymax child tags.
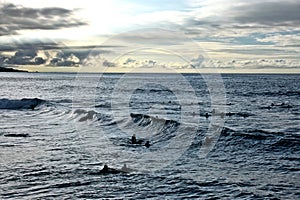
<box><xmin>0</xmin><ymin>56</ymin><xmax>10</xmax><ymax>66</ymax></box>
<box><xmin>83</xmin><ymin>54</ymin><xmax>198</xmax><ymax>70</ymax></box>
<box><xmin>231</xmin><ymin>1</ymin><xmax>300</xmax><ymax>26</ymax></box>
<box><xmin>119</xmin><ymin>57</ymin><xmax>202</xmax><ymax>69</ymax></box>
<box><xmin>0</xmin><ymin>40</ymin><xmax>58</xmax><ymax>52</ymax></box>
<box><xmin>4</xmin><ymin>49</ymin><xmax>45</xmax><ymax>65</ymax></box>
<box><xmin>0</xmin><ymin>26</ymin><xmax>16</xmax><ymax>36</ymax></box>
<box><xmin>0</xmin><ymin>39</ymin><xmax>115</xmax><ymax>62</ymax></box>
<box><xmin>123</xmin><ymin>58</ymin><xmax>136</xmax><ymax>65</ymax></box>
<box><xmin>0</xmin><ymin>47</ymin><xmax>81</xmax><ymax>67</ymax></box>
<box><xmin>49</xmin><ymin>52</ymin><xmax>80</xmax><ymax>67</ymax></box>
<box><xmin>190</xmin><ymin>55</ymin><xmax>204</xmax><ymax>68</ymax></box>
<box><xmin>0</xmin><ymin>38</ymin><xmax>120</xmax><ymax>67</ymax></box>
<box><xmin>118</xmin><ymin>58</ymin><xmax>159</xmax><ymax>68</ymax></box>
<box><xmin>202</xmin><ymin>58</ymin><xmax>300</xmax><ymax>69</ymax></box>
<box><xmin>256</xmin><ymin>33</ymin><xmax>300</xmax><ymax>46</ymax></box>
<box><xmin>1</xmin><ymin>0</ymin><xmax>299</xmax><ymax>72</ymax></box>
<box><xmin>116</xmin><ymin>28</ymin><xmax>190</xmax><ymax>46</ymax></box>
<box><xmin>102</xmin><ymin>60</ymin><xmax>116</xmax><ymax>67</ymax></box>
<box><xmin>182</xmin><ymin>0</ymin><xmax>300</xmax><ymax>39</ymax></box>
<box><xmin>82</xmin><ymin>54</ymin><xmax>116</xmax><ymax>68</ymax></box>
<box><xmin>188</xmin><ymin>0</ymin><xmax>300</xmax><ymax>26</ymax></box>
<box><xmin>0</xmin><ymin>3</ymin><xmax>87</xmax><ymax>36</ymax></box>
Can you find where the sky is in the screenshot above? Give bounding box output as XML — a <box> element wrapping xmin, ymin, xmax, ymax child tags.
<box><xmin>0</xmin><ymin>0</ymin><xmax>300</xmax><ymax>73</ymax></box>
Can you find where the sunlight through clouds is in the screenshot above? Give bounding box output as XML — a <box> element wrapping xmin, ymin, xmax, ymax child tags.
<box><xmin>0</xmin><ymin>0</ymin><xmax>299</xmax><ymax>72</ymax></box>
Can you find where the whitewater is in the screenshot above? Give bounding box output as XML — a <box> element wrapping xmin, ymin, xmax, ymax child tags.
<box><xmin>0</xmin><ymin>72</ymin><xmax>299</xmax><ymax>199</ymax></box>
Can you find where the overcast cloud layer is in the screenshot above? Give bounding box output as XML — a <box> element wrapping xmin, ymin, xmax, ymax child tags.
<box><xmin>0</xmin><ymin>0</ymin><xmax>299</xmax><ymax>72</ymax></box>
<box><xmin>0</xmin><ymin>3</ymin><xmax>86</xmax><ymax>36</ymax></box>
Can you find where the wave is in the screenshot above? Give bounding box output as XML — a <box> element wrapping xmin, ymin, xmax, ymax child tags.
<box><xmin>0</xmin><ymin>98</ymin><xmax>45</xmax><ymax>110</ymax></box>
<box><xmin>54</xmin><ymin>99</ymin><xmax>73</xmax><ymax>104</ymax></box>
<box><xmin>259</xmin><ymin>103</ymin><xmax>294</xmax><ymax>110</ymax></box>
<box><xmin>272</xmin><ymin>138</ymin><xmax>300</xmax><ymax>148</ymax></box>
<box><xmin>221</xmin><ymin>128</ymin><xmax>284</xmax><ymax>139</ymax></box>
<box><xmin>220</xmin><ymin>127</ymin><xmax>300</xmax><ymax>152</ymax></box>
<box><xmin>270</xmin><ymin>135</ymin><xmax>300</xmax><ymax>149</ymax></box>
<box><xmin>71</xmin><ymin>109</ymin><xmax>111</xmax><ymax>122</ymax></box>
<box><xmin>242</xmin><ymin>90</ymin><xmax>300</xmax><ymax>97</ymax></box>
<box><xmin>129</xmin><ymin>113</ymin><xmax>181</xmax><ymax>147</ymax></box>
<box><xmin>71</xmin><ymin>109</ymin><xmax>98</xmax><ymax>122</ymax></box>
<box><xmin>95</xmin><ymin>102</ymin><xmax>111</xmax><ymax>108</ymax></box>
<box><xmin>4</xmin><ymin>133</ymin><xmax>30</xmax><ymax>137</ymax></box>
<box><xmin>130</xmin><ymin>113</ymin><xmax>180</xmax><ymax>128</ymax></box>
<box><xmin>201</xmin><ymin>112</ymin><xmax>254</xmax><ymax>118</ymax></box>
<box><xmin>228</xmin><ymin>112</ymin><xmax>254</xmax><ymax>118</ymax></box>
<box><xmin>135</xmin><ymin>88</ymin><xmax>173</xmax><ymax>94</ymax></box>
<box><xmin>242</xmin><ymin>129</ymin><xmax>284</xmax><ymax>140</ymax></box>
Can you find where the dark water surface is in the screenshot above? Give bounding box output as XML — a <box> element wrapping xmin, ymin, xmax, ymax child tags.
<box><xmin>0</xmin><ymin>73</ymin><xmax>299</xmax><ymax>199</ymax></box>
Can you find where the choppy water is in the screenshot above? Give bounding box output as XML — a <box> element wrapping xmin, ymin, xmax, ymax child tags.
<box><xmin>0</xmin><ymin>72</ymin><xmax>299</xmax><ymax>199</ymax></box>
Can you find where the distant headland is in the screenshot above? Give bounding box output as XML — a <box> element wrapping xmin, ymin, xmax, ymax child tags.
<box><xmin>0</xmin><ymin>66</ymin><xmax>28</xmax><ymax>72</ymax></box>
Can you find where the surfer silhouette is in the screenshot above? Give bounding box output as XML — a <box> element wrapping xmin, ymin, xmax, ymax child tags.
<box><xmin>30</xmin><ymin>104</ymin><xmax>35</xmax><ymax>110</ymax></box>
<box><xmin>131</xmin><ymin>134</ymin><xmax>143</xmax><ymax>144</ymax></box>
<box><xmin>100</xmin><ymin>164</ymin><xmax>122</xmax><ymax>174</ymax></box>
<box><xmin>100</xmin><ymin>164</ymin><xmax>109</xmax><ymax>172</ymax></box>
<box><xmin>205</xmin><ymin>112</ymin><xmax>209</xmax><ymax>118</ymax></box>
<box><xmin>145</xmin><ymin>141</ymin><xmax>151</xmax><ymax>148</ymax></box>
<box><xmin>131</xmin><ymin>134</ymin><xmax>137</xmax><ymax>144</ymax></box>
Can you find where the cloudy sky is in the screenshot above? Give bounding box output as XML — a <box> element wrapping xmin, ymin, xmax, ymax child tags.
<box><xmin>0</xmin><ymin>0</ymin><xmax>299</xmax><ymax>73</ymax></box>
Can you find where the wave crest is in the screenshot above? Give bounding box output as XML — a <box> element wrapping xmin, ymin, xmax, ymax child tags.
<box><xmin>0</xmin><ymin>98</ymin><xmax>45</xmax><ymax>110</ymax></box>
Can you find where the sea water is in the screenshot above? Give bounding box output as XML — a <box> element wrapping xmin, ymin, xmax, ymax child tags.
<box><xmin>0</xmin><ymin>72</ymin><xmax>299</xmax><ymax>199</ymax></box>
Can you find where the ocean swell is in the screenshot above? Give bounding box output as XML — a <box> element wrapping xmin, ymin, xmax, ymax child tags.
<box><xmin>0</xmin><ymin>98</ymin><xmax>45</xmax><ymax>110</ymax></box>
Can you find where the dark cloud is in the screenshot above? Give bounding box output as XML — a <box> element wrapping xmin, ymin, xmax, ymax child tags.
<box><xmin>283</xmin><ymin>44</ymin><xmax>300</xmax><ymax>47</ymax></box>
<box><xmin>0</xmin><ymin>26</ymin><xmax>17</xmax><ymax>36</ymax></box>
<box><xmin>2</xmin><ymin>3</ymin><xmax>69</xmax><ymax>18</ymax></box>
<box><xmin>0</xmin><ymin>41</ymin><xmax>59</xmax><ymax>52</ymax></box>
<box><xmin>0</xmin><ymin>3</ymin><xmax>87</xmax><ymax>36</ymax></box>
<box><xmin>0</xmin><ymin>43</ymin><xmax>81</xmax><ymax>67</ymax></box>
<box><xmin>0</xmin><ymin>56</ymin><xmax>9</xmax><ymax>66</ymax></box>
<box><xmin>34</xmin><ymin>57</ymin><xmax>46</xmax><ymax>65</ymax></box>
<box><xmin>213</xmin><ymin>48</ymin><xmax>284</xmax><ymax>55</ymax></box>
<box><xmin>81</xmin><ymin>54</ymin><xmax>118</xmax><ymax>68</ymax></box>
<box><xmin>4</xmin><ymin>49</ymin><xmax>46</xmax><ymax>65</ymax></box>
<box><xmin>0</xmin><ymin>40</ymin><xmax>117</xmax><ymax>57</ymax></box>
<box><xmin>232</xmin><ymin>1</ymin><xmax>300</xmax><ymax>26</ymax></box>
<box><xmin>0</xmin><ymin>40</ymin><xmax>56</xmax><ymax>66</ymax></box>
<box><xmin>183</xmin><ymin>1</ymin><xmax>300</xmax><ymax>38</ymax></box>
<box><xmin>0</xmin><ymin>47</ymin><xmax>116</xmax><ymax>67</ymax></box>
<box><xmin>0</xmin><ymin>38</ymin><xmax>120</xmax><ymax>67</ymax></box>
<box><xmin>50</xmin><ymin>59</ymin><xmax>78</xmax><ymax>67</ymax></box>
<box><xmin>186</xmin><ymin>19</ymin><xmax>222</xmax><ymax>27</ymax></box>
<box><xmin>102</xmin><ymin>60</ymin><xmax>115</xmax><ymax>67</ymax></box>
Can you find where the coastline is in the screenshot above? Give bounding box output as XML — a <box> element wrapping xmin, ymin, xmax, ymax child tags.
<box><xmin>0</xmin><ymin>66</ymin><xmax>28</xmax><ymax>73</ymax></box>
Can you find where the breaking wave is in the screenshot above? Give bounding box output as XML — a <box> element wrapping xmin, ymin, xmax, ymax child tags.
<box><xmin>0</xmin><ymin>98</ymin><xmax>46</xmax><ymax>110</ymax></box>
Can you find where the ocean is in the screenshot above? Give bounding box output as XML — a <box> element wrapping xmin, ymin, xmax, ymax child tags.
<box><xmin>0</xmin><ymin>72</ymin><xmax>299</xmax><ymax>199</ymax></box>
